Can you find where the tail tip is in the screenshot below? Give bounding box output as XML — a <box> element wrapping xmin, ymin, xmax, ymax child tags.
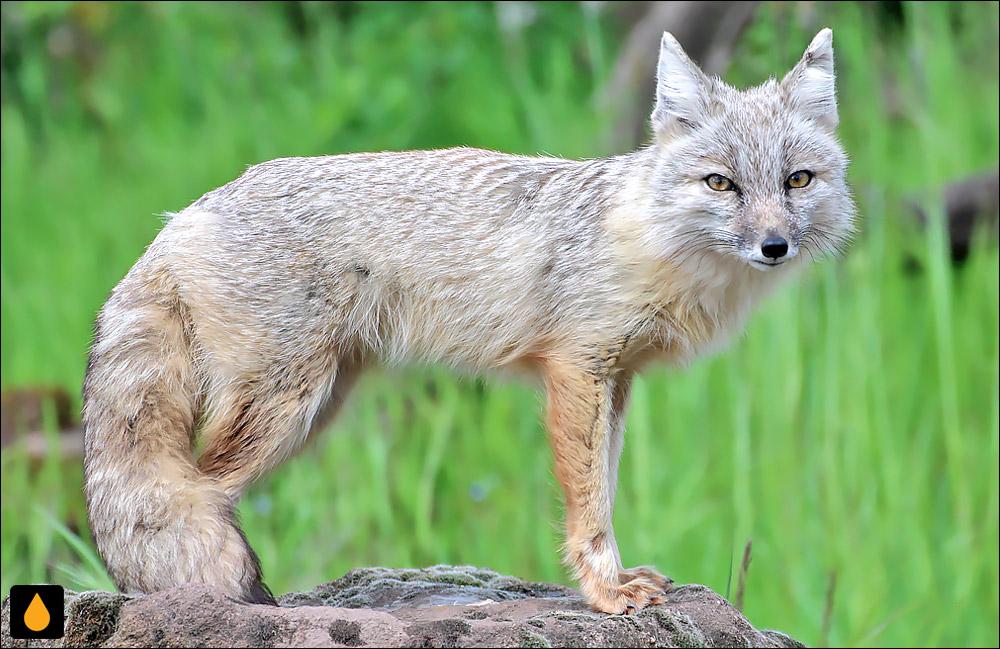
<box><xmin>245</xmin><ymin>580</ymin><xmax>277</xmax><ymax>606</ymax></box>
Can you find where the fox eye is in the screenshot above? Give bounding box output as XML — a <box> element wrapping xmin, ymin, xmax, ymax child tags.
<box><xmin>786</xmin><ymin>170</ymin><xmax>813</xmax><ymax>189</ymax></box>
<box><xmin>705</xmin><ymin>174</ymin><xmax>735</xmax><ymax>192</ymax></box>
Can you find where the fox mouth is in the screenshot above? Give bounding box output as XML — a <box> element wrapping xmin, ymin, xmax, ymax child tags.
<box><xmin>748</xmin><ymin>258</ymin><xmax>788</xmax><ymax>270</ymax></box>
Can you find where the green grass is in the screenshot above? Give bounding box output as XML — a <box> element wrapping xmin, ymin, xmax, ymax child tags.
<box><xmin>2</xmin><ymin>2</ymin><xmax>998</xmax><ymax>647</ymax></box>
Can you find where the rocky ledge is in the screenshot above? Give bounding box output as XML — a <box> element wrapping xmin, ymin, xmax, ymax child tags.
<box><xmin>1</xmin><ymin>565</ymin><xmax>804</xmax><ymax>648</ymax></box>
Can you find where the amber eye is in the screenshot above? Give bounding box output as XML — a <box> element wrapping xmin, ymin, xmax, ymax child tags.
<box><xmin>705</xmin><ymin>174</ymin><xmax>735</xmax><ymax>192</ymax></box>
<box><xmin>786</xmin><ymin>170</ymin><xmax>813</xmax><ymax>189</ymax></box>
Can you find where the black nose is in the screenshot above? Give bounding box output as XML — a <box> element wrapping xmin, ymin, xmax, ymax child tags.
<box><xmin>761</xmin><ymin>236</ymin><xmax>788</xmax><ymax>259</ymax></box>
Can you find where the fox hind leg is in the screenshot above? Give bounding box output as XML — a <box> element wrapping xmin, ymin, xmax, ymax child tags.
<box><xmin>197</xmin><ymin>357</ymin><xmax>361</xmax><ymax>498</ymax></box>
<box><xmin>192</xmin><ymin>356</ymin><xmax>362</xmax><ymax>598</ymax></box>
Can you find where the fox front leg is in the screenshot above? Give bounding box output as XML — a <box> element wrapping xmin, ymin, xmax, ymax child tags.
<box><xmin>542</xmin><ymin>357</ymin><xmax>672</xmax><ymax>614</ymax></box>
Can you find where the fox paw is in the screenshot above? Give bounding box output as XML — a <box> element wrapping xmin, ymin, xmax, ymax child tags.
<box><xmin>588</xmin><ymin>566</ymin><xmax>673</xmax><ymax>614</ymax></box>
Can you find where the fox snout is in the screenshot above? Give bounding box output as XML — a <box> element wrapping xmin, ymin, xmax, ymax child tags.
<box><xmin>736</xmin><ymin>198</ymin><xmax>801</xmax><ymax>267</ymax></box>
<box><xmin>742</xmin><ymin>229</ymin><xmax>799</xmax><ymax>269</ymax></box>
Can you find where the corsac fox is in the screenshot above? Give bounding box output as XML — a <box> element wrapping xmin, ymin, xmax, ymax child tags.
<box><xmin>83</xmin><ymin>29</ymin><xmax>855</xmax><ymax>614</ymax></box>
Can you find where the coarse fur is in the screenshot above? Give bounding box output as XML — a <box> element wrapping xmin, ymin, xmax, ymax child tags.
<box><xmin>83</xmin><ymin>29</ymin><xmax>855</xmax><ymax>613</ymax></box>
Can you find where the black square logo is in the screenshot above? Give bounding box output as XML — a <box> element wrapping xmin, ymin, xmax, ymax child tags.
<box><xmin>8</xmin><ymin>585</ymin><xmax>64</xmax><ymax>639</ymax></box>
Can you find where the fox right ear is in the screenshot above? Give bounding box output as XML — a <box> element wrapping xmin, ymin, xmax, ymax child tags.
<box><xmin>781</xmin><ymin>28</ymin><xmax>838</xmax><ymax>131</ymax></box>
<box><xmin>651</xmin><ymin>32</ymin><xmax>711</xmax><ymax>143</ymax></box>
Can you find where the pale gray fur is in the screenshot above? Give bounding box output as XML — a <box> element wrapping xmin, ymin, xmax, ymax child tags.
<box><xmin>83</xmin><ymin>28</ymin><xmax>855</xmax><ymax>611</ymax></box>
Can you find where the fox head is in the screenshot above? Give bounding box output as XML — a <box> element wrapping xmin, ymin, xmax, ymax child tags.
<box><xmin>642</xmin><ymin>28</ymin><xmax>856</xmax><ymax>272</ymax></box>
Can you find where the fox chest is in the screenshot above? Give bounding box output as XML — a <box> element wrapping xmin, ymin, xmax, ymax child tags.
<box><xmin>620</xmin><ymin>276</ymin><xmax>763</xmax><ymax>369</ymax></box>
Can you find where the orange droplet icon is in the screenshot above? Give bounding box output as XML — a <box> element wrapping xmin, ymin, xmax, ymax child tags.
<box><xmin>24</xmin><ymin>592</ymin><xmax>51</xmax><ymax>632</ymax></box>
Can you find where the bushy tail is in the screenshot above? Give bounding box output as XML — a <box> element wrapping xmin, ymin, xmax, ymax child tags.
<box><xmin>82</xmin><ymin>265</ymin><xmax>274</xmax><ymax>604</ymax></box>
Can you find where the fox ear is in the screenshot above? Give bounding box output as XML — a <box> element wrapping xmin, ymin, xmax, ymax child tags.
<box><xmin>651</xmin><ymin>32</ymin><xmax>711</xmax><ymax>142</ymax></box>
<box><xmin>781</xmin><ymin>28</ymin><xmax>838</xmax><ymax>130</ymax></box>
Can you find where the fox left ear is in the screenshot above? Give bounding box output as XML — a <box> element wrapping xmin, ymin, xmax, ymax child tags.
<box><xmin>651</xmin><ymin>32</ymin><xmax>712</xmax><ymax>143</ymax></box>
<box><xmin>781</xmin><ymin>28</ymin><xmax>838</xmax><ymax>131</ymax></box>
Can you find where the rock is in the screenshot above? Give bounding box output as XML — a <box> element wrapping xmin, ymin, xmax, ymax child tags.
<box><xmin>1</xmin><ymin>566</ymin><xmax>805</xmax><ymax>648</ymax></box>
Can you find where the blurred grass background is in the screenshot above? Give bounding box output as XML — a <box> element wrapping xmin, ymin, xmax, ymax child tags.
<box><xmin>1</xmin><ymin>1</ymin><xmax>998</xmax><ymax>646</ymax></box>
